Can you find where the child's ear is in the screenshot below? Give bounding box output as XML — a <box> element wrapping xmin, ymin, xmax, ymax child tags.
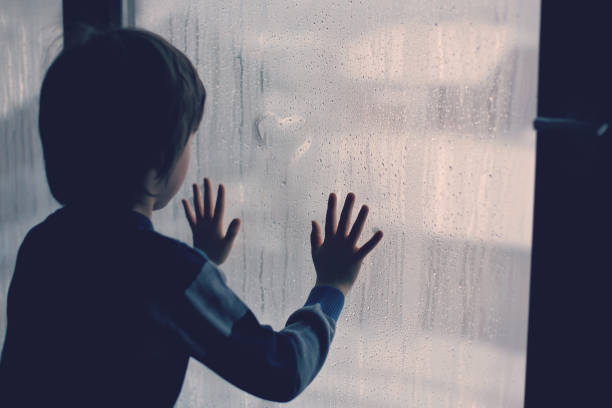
<box><xmin>143</xmin><ymin>168</ymin><xmax>163</xmax><ymax>192</ymax></box>
<box><xmin>152</xmin><ymin>153</ymin><xmax>169</xmax><ymax>182</ymax></box>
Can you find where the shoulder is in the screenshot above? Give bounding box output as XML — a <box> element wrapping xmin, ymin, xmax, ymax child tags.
<box><xmin>137</xmin><ymin>230</ymin><xmax>217</xmax><ymax>290</ymax></box>
<box><xmin>15</xmin><ymin>211</ymin><xmax>58</xmax><ymax>257</ymax></box>
<box><xmin>147</xmin><ymin>231</ymin><xmax>209</xmax><ymax>266</ymax></box>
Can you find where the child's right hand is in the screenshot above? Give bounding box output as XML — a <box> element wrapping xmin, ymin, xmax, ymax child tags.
<box><xmin>310</xmin><ymin>193</ymin><xmax>384</xmax><ymax>296</ymax></box>
<box><xmin>182</xmin><ymin>178</ymin><xmax>241</xmax><ymax>265</ymax></box>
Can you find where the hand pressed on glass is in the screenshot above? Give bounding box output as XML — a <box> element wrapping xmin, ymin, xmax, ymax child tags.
<box><xmin>311</xmin><ymin>193</ymin><xmax>384</xmax><ymax>296</ymax></box>
<box><xmin>182</xmin><ymin>177</ymin><xmax>241</xmax><ymax>265</ymax></box>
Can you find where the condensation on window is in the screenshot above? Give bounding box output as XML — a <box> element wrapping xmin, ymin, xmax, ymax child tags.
<box><xmin>0</xmin><ymin>0</ymin><xmax>539</xmax><ymax>406</ymax></box>
<box><xmin>0</xmin><ymin>0</ymin><xmax>63</xmax><ymax>343</ymax></box>
<box><xmin>136</xmin><ymin>1</ymin><xmax>539</xmax><ymax>407</ymax></box>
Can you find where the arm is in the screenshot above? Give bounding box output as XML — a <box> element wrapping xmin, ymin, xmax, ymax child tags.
<box><xmin>153</xmin><ymin>258</ymin><xmax>344</xmax><ymax>402</ymax></box>
<box><xmin>203</xmin><ymin>285</ymin><xmax>344</xmax><ymax>402</ymax></box>
<box><xmin>173</xmin><ymin>179</ymin><xmax>382</xmax><ymax>401</ymax></box>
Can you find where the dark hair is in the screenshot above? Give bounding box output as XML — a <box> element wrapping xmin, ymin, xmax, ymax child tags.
<box><xmin>39</xmin><ymin>27</ymin><xmax>205</xmax><ymax>207</ymax></box>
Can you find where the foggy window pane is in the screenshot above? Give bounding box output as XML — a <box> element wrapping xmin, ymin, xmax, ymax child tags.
<box><xmin>135</xmin><ymin>1</ymin><xmax>539</xmax><ymax>407</ymax></box>
<box><xmin>0</xmin><ymin>0</ymin><xmax>539</xmax><ymax>407</ymax></box>
<box><xmin>0</xmin><ymin>0</ymin><xmax>62</xmax><ymax>344</ymax></box>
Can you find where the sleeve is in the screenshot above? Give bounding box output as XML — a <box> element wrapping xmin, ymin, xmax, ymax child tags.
<box><xmin>151</xmin><ymin>256</ymin><xmax>345</xmax><ymax>402</ymax></box>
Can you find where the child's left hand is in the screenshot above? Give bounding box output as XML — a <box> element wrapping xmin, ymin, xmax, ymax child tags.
<box><xmin>182</xmin><ymin>178</ymin><xmax>241</xmax><ymax>265</ymax></box>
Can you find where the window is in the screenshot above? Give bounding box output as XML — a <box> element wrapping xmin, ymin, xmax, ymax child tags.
<box><xmin>135</xmin><ymin>1</ymin><xmax>540</xmax><ymax>406</ymax></box>
<box><xmin>0</xmin><ymin>1</ymin><xmax>539</xmax><ymax>406</ymax></box>
<box><xmin>0</xmin><ymin>0</ymin><xmax>62</xmax><ymax>338</ymax></box>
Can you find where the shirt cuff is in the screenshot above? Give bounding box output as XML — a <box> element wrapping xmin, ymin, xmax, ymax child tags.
<box><xmin>304</xmin><ymin>286</ymin><xmax>345</xmax><ymax>321</ymax></box>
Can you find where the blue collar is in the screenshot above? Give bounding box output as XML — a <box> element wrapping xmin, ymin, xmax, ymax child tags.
<box><xmin>127</xmin><ymin>210</ymin><xmax>154</xmax><ymax>231</ymax></box>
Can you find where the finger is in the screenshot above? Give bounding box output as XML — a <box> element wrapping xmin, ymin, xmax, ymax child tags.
<box><xmin>224</xmin><ymin>218</ymin><xmax>241</xmax><ymax>246</ymax></box>
<box><xmin>325</xmin><ymin>193</ymin><xmax>337</xmax><ymax>237</ymax></box>
<box><xmin>311</xmin><ymin>220</ymin><xmax>323</xmax><ymax>257</ymax></box>
<box><xmin>337</xmin><ymin>192</ymin><xmax>355</xmax><ymax>237</ymax></box>
<box><xmin>213</xmin><ymin>184</ymin><xmax>225</xmax><ymax>230</ymax></box>
<box><xmin>193</xmin><ymin>183</ymin><xmax>204</xmax><ymax>219</ymax></box>
<box><xmin>203</xmin><ymin>177</ymin><xmax>213</xmax><ymax>219</ymax></box>
<box><xmin>347</xmin><ymin>205</ymin><xmax>368</xmax><ymax>246</ymax></box>
<box><xmin>182</xmin><ymin>199</ymin><xmax>196</xmax><ymax>229</ymax></box>
<box><xmin>355</xmin><ymin>230</ymin><xmax>384</xmax><ymax>261</ymax></box>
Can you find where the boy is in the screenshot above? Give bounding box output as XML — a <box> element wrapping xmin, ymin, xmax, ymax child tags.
<box><xmin>0</xmin><ymin>28</ymin><xmax>383</xmax><ymax>406</ymax></box>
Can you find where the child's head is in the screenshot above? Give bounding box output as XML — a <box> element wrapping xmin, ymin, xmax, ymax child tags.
<box><xmin>39</xmin><ymin>27</ymin><xmax>205</xmax><ymax>210</ymax></box>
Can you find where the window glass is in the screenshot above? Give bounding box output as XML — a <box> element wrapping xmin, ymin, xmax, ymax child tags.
<box><xmin>0</xmin><ymin>1</ymin><xmax>539</xmax><ymax>406</ymax></box>
<box><xmin>0</xmin><ymin>0</ymin><xmax>62</xmax><ymax>344</ymax></box>
<box><xmin>136</xmin><ymin>1</ymin><xmax>539</xmax><ymax>406</ymax></box>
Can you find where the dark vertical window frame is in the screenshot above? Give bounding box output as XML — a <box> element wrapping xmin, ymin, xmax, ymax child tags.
<box><xmin>525</xmin><ymin>1</ymin><xmax>612</xmax><ymax>406</ymax></box>
<box><xmin>62</xmin><ymin>0</ymin><xmax>133</xmax><ymax>46</ymax></box>
<box><xmin>122</xmin><ymin>0</ymin><xmax>136</xmax><ymax>27</ymax></box>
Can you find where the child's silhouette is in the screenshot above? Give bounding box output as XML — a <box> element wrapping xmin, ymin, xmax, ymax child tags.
<box><xmin>0</xmin><ymin>27</ymin><xmax>383</xmax><ymax>407</ymax></box>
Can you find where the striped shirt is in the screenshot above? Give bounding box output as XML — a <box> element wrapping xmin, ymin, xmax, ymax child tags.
<box><xmin>0</xmin><ymin>205</ymin><xmax>344</xmax><ymax>406</ymax></box>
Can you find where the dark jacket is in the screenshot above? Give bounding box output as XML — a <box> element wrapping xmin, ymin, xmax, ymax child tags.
<box><xmin>0</xmin><ymin>205</ymin><xmax>344</xmax><ymax>407</ymax></box>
